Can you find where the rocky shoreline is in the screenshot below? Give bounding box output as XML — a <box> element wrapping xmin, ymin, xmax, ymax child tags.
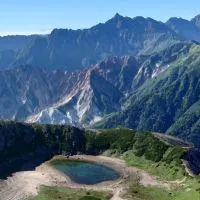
<box><xmin>0</xmin><ymin>155</ymin><xmax>173</xmax><ymax>200</ymax></box>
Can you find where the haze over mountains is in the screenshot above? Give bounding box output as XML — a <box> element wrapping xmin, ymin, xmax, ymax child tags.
<box><xmin>0</xmin><ymin>13</ymin><xmax>200</xmax><ymax>148</ymax></box>
<box><xmin>0</xmin><ymin>13</ymin><xmax>200</xmax><ymax>70</ymax></box>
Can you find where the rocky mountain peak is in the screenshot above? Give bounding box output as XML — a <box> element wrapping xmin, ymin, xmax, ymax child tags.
<box><xmin>166</xmin><ymin>17</ymin><xmax>200</xmax><ymax>42</ymax></box>
<box><xmin>112</xmin><ymin>13</ymin><xmax>123</xmax><ymax>20</ymax></box>
<box><xmin>191</xmin><ymin>14</ymin><xmax>200</xmax><ymax>28</ymax></box>
<box><xmin>105</xmin><ymin>13</ymin><xmax>133</xmax><ymax>29</ymax></box>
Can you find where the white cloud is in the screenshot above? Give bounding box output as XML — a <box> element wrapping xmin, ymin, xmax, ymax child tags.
<box><xmin>0</xmin><ymin>30</ymin><xmax>50</xmax><ymax>36</ymax></box>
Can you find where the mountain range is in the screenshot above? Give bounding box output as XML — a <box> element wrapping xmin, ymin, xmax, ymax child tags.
<box><xmin>0</xmin><ymin>13</ymin><xmax>199</xmax><ymax>148</ymax></box>
<box><xmin>94</xmin><ymin>43</ymin><xmax>200</xmax><ymax>148</ymax></box>
<box><xmin>1</xmin><ymin>13</ymin><xmax>200</xmax><ymax>70</ymax></box>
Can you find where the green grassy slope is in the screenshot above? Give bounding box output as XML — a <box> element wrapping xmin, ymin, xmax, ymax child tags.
<box><xmin>28</xmin><ymin>128</ymin><xmax>200</xmax><ymax>200</ymax></box>
<box><xmin>85</xmin><ymin>128</ymin><xmax>190</xmax><ymax>179</ymax></box>
<box><xmin>0</xmin><ymin>122</ymin><xmax>198</xmax><ymax>200</ymax></box>
<box><xmin>28</xmin><ymin>186</ymin><xmax>111</xmax><ymax>200</ymax></box>
<box><xmin>91</xmin><ymin>129</ymin><xmax>200</xmax><ymax>200</ymax></box>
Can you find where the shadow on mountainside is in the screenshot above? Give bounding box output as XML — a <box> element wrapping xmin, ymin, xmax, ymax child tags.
<box><xmin>0</xmin><ymin>148</ymin><xmax>55</xmax><ymax>179</ymax></box>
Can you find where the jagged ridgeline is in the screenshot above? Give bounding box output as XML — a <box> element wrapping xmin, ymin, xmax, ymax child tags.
<box><xmin>1</xmin><ymin>13</ymin><xmax>200</xmax><ymax>71</ymax></box>
<box><xmin>0</xmin><ymin>121</ymin><xmax>199</xmax><ymax>178</ymax></box>
<box><xmin>0</xmin><ymin>14</ymin><xmax>181</xmax><ymax>70</ymax></box>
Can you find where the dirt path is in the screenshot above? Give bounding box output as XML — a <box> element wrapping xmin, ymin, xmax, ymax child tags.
<box><xmin>0</xmin><ymin>155</ymin><xmax>171</xmax><ymax>200</ymax></box>
<box><xmin>182</xmin><ymin>159</ymin><xmax>196</xmax><ymax>177</ymax></box>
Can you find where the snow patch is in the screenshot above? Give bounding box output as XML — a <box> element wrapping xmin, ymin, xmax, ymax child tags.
<box><xmin>152</xmin><ymin>64</ymin><xmax>170</xmax><ymax>78</ymax></box>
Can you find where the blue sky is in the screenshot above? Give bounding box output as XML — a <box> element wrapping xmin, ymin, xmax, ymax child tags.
<box><xmin>0</xmin><ymin>0</ymin><xmax>200</xmax><ymax>36</ymax></box>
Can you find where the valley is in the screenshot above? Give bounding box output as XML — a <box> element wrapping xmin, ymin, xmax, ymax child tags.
<box><xmin>0</xmin><ymin>41</ymin><xmax>199</xmax><ymax>149</ymax></box>
<box><xmin>0</xmin><ymin>14</ymin><xmax>199</xmax><ymax>148</ymax></box>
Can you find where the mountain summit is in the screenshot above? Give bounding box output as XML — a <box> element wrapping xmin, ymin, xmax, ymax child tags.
<box><xmin>191</xmin><ymin>14</ymin><xmax>200</xmax><ymax>28</ymax></box>
<box><xmin>0</xmin><ymin>14</ymin><xmax>181</xmax><ymax>70</ymax></box>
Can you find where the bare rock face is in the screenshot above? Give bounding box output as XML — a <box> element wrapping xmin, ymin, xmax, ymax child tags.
<box><xmin>0</xmin><ymin>66</ymin><xmax>82</xmax><ymax>121</ymax></box>
<box><xmin>26</xmin><ymin>64</ymin><xmax>123</xmax><ymax>127</ymax></box>
<box><xmin>26</xmin><ymin>51</ymin><xmax>174</xmax><ymax>127</ymax></box>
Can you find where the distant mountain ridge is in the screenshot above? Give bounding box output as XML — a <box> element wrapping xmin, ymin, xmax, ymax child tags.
<box><xmin>0</xmin><ymin>13</ymin><xmax>191</xmax><ymax>70</ymax></box>
<box><xmin>166</xmin><ymin>17</ymin><xmax>200</xmax><ymax>42</ymax></box>
<box><xmin>0</xmin><ymin>13</ymin><xmax>200</xmax><ymax>71</ymax></box>
<box><xmin>0</xmin><ymin>35</ymin><xmax>39</xmax><ymax>51</ymax></box>
<box><xmin>191</xmin><ymin>14</ymin><xmax>200</xmax><ymax>28</ymax></box>
<box><xmin>0</xmin><ymin>35</ymin><xmax>41</xmax><ymax>70</ymax></box>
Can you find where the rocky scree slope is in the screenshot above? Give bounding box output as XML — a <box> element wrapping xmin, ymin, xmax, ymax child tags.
<box><xmin>0</xmin><ymin>66</ymin><xmax>87</xmax><ymax>121</ymax></box>
<box><xmin>26</xmin><ymin>42</ymin><xmax>190</xmax><ymax>127</ymax></box>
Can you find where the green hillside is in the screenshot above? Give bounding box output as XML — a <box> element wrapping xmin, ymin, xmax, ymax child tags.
<box><xmin>0</xmin><ymin>121</ymin><xmax>194</xmax><ymax>178</ymax></box>
<box><xmin>0</xmin><ymin>121</ymin><xmax>199</xmax><ymax>200</ymax></box>
<box><xmin>94</xmin><ymin>44</ymin><xmax>200</xmax><ymax>149</ymax></box>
